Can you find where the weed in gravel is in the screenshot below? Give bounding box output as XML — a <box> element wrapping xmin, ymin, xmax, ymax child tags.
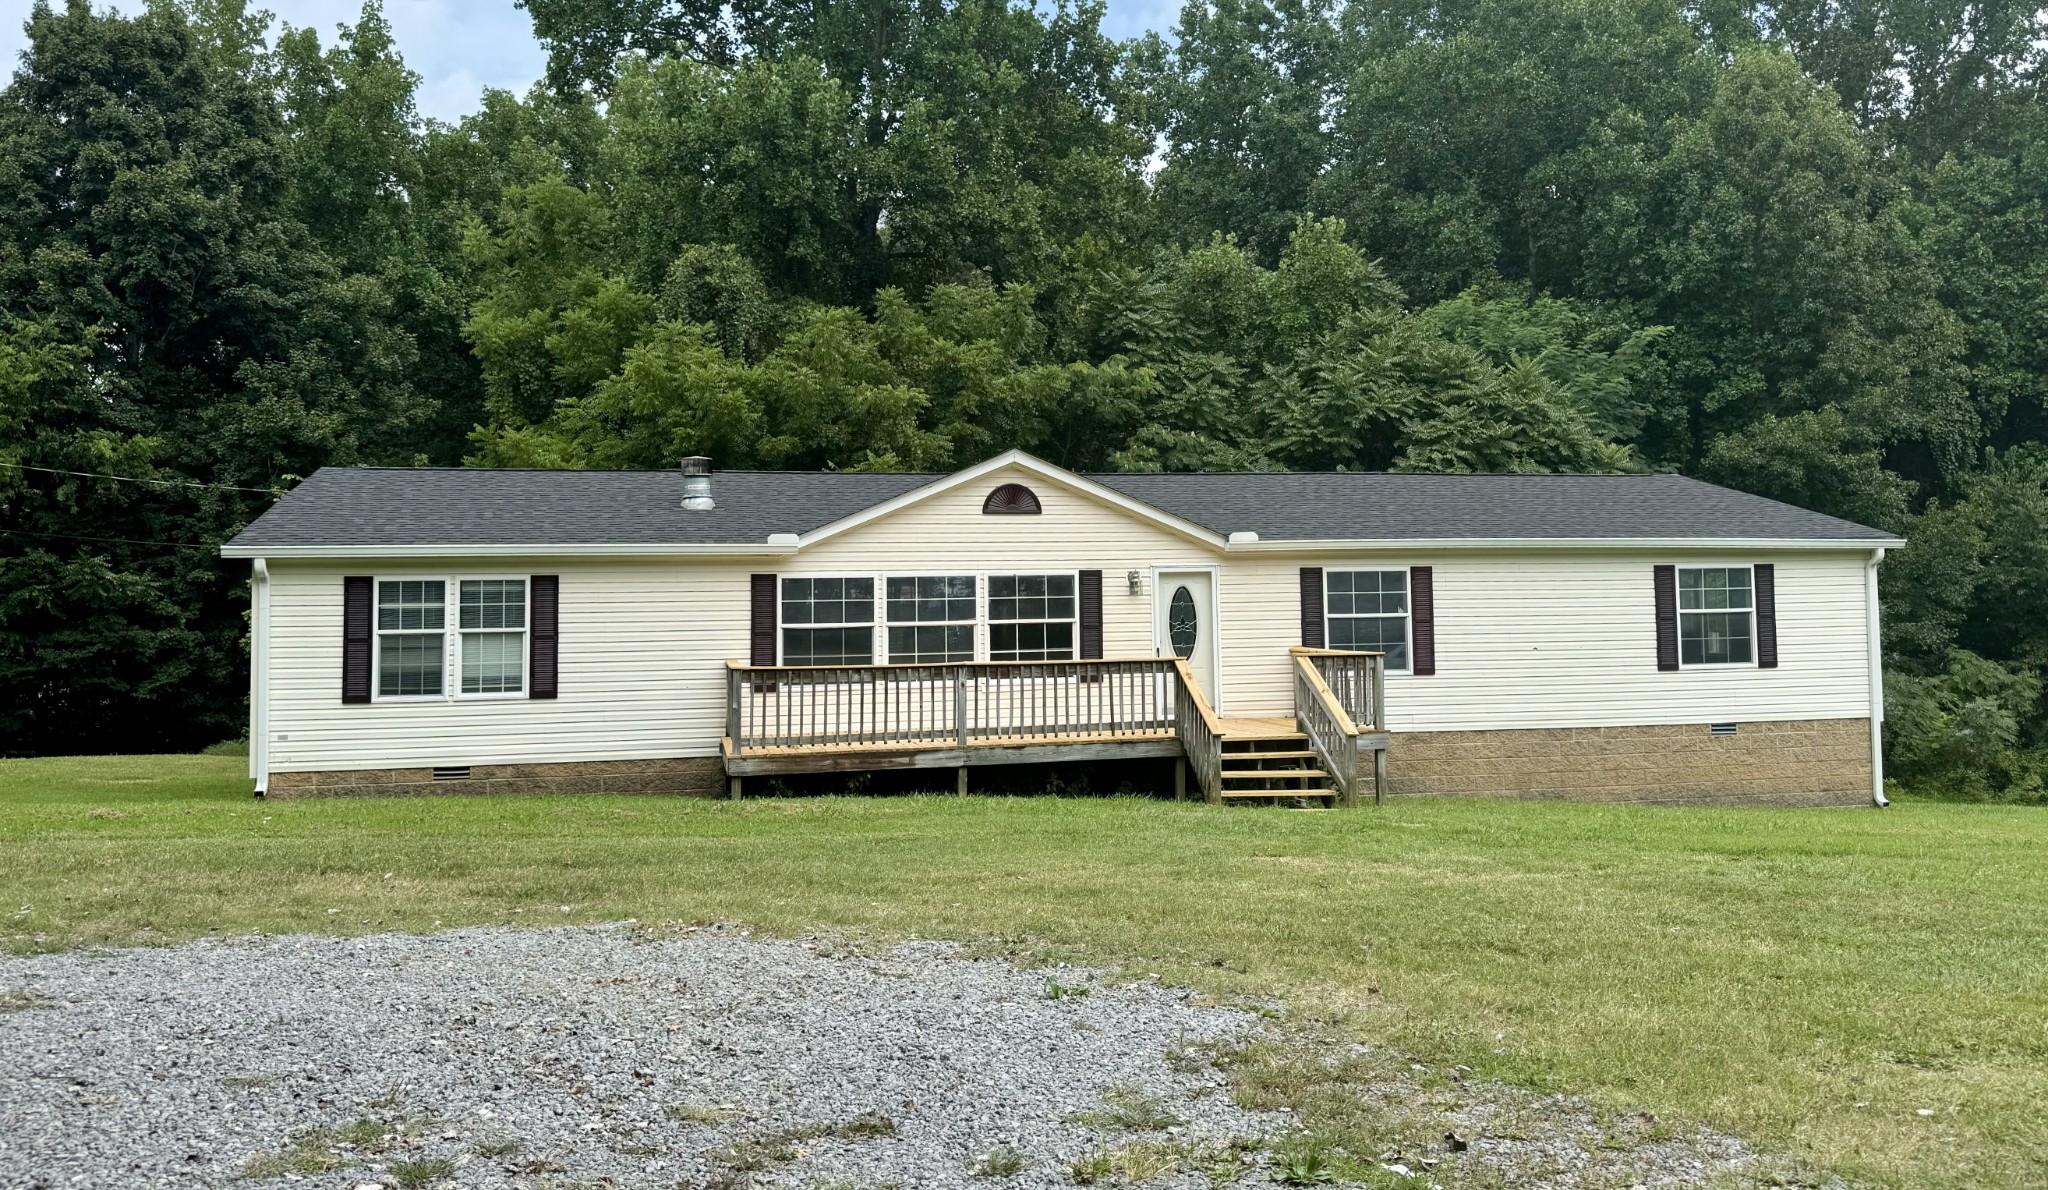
<box><xmin>1067</xmin><ymin>1143</ymin><xmax>1197</xmax><ymax>1185</ymax></box>
<box><xmin>219</xmin><ymin>1073</ymin><xmax>282</xmax><ymax>1090</ymax></box>
<box><xmin>388</xmin><ymin>1155</ymin><xmax>456</xmax><ymax>1188</ymax></box>
<box><xmin>1112</xmin><ymin>1142</ymin><xmax>1179</xmax><ymax>1181</ymax></box>
<box><xmin>1067</xmin><ymin>1150</ymin><xmax>1116</xmax><ymax>1183</ymax></box>
<box><xmin>1070</xmin><ymin>1083</ymin><xmax>1184</xmax><ymax>1131</ymax></box>
<box><xmin>1043</xmin><ymin>975</ymin><xmax>1090</xmax><ymax>1000</ymax></box>
<box><xmin>972</xmin><ymin>1145</ymin><xmax>1029</xmax><ymax>1177</ymax></box>
<box><xmin>0</xmin><ymin>987</ymin><xmax>44</xmax><ymax>1013</ymax></box>
<box><xmin>666</xmin><ymin>1101</ymin><xmax>745</xmax><ymax>1124</ymax></box>
<box><xmin>1268</xmin><ymin>1137</ymin><xmax>1338</xmax><ymax>1185</ymax></box>
<box><xmin>238</xmin><ymin>1145</ymin><xmax>344</xmax><ymax>1178</ymax></box>
<box><xmin>473</xmin><ymin>1137</ymin><xmax>523</xmax><ymax>1157</ymax></box>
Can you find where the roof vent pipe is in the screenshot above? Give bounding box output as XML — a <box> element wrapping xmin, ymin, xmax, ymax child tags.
<box><xmin>681</xmin><ymin>456</ymin><xmax>715</xmax><ymax>510</ymax></box>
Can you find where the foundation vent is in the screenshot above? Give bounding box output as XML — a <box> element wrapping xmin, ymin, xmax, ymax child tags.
<box><xmin>432</xmin><ymin>766</ymin><xmax>473</xmax><ymax>781</ymax></box>
<box><xmin>1709</xmin><ymin>723</ymin><xmax>1738</xmax><ymax>737</ymax></box>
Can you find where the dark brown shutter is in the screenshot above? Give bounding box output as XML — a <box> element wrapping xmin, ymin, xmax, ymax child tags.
<box><xmin>1754</xmin><ymin>563</ymin><xmax>1778</xmax><ymax>668</ymax></box>
<box><xmin>750</xmin><ymin>575</ymin><xmax>778</xmax><ymax>665</ymax></box>
<box><xmin>1410</xmin><ymin>566</ymin><xmax>1436</xmax><ymax>676</ymax></box>
<box><xmin>1654</xmin><ymin>565</ymin><xmax>1679</xmax><ymax>671</ymax></box>
<box><xmin>1078</xmin><ymin>569</ymin><xmax>1103</xmax><ymax>659</ymax></box>
<box><xmin>342</xmin><ymin>576</ymin><xmax>373</xmax><ymax>703</ymax></box>
<box><xmin>1299</xmin><ymin>568</ymin><xmax>1325</xmax><ymax>648</ymax></box>
<box><xmin>529</xmin><ymin>575</ymin><xmax>559</xmax><ymax>698</ymax></box>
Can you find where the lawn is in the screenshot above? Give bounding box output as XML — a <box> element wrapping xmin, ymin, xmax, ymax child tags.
<box><xmin>3</xmin><ymin>755</ymin><xmax>2044</xmax><ymax>1189</ymax></box>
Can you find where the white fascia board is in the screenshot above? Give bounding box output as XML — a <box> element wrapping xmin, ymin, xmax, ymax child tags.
<box><xmin>793</xmin><ymin>449</ymin><xmax>1229</xmax><ymax>550</ymax></box>
<box><xmin>219</xmin><ymin>542</ymin><xmax>798</xmax><ymax>560</ymax></box>
<box><xmin>1224</xmin><ymin>536</ymin><xmax>1907</xmax><ymax>553</ymax></box>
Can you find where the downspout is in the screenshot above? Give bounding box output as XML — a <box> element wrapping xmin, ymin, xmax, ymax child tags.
<box><xmin>1865</xmin><ymin>547</ymin><xmax>1888</xmax><ymax>807</ymax></box>
<box><xmin>250</xmin><ymin>558</ymin><xmax>271</xmax><ymax>799</ymax></box>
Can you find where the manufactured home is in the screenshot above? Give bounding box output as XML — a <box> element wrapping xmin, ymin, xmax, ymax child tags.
<box><xmin>221</xmin><ymin>451</ymin><xmax>1900</xmax><ymax>806</ymax></box>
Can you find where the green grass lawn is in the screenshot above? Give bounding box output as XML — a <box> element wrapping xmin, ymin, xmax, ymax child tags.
<box><xmin>3</xmin><ymin>755</ymin><xmax>2044</xmax><ymax>1189</ymax></box>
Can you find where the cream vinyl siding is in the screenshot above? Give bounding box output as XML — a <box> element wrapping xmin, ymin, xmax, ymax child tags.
<box><xmin>1217</xmin><ymin>550</ymin><xmax>1874</xmax><ymax>730</ymax></box>
<box><xmin>792</xmin><ymin>464</ymin><xmax>1221</xmax><ymax>662</ymax></box>
<box><xmin>264</xmin><ymin>558</ymin><xmax>756</xmax><ymax>772</ymax></box>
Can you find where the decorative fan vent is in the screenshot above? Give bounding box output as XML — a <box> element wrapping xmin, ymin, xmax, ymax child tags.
<box><xmin>982</xmin><ymin>483</ymin><xmax>1042</xmax><ymax>515</ymax></box>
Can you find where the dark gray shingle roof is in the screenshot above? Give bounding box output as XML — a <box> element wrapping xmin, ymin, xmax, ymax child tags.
<box><xmin>224</xmin><ymin>465</ymin><xmax>1896</xmax><ymax>552</ymax></box>
<box><xmin>227</xmin><ymin>468</ymin><xmax>939</xmax><ymax>548</ymax></box>
<box><xmin>1092</xmin><ymin>472</ymin><xmax>1896</xmax><ymax>542</ymax></box>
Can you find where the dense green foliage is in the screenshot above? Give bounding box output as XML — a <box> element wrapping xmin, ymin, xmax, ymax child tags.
<box><xmin>2</xmin><ymin>0</ymin><xmax>2045</xmax><ymax>792</ymax></box>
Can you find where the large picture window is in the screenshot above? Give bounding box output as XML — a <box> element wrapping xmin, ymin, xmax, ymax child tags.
<box><xmin>988</xmin><ymin>574</ymin><xmax>1075</xmax><ymax>661</ymax></box>
<box><xmin>886</xmin><ymin>576</ymin><xmax>976</xmax><ymax>663</ymax></box>
<box><xmin>782</xmin><ymin>576</ymin><xmax>875</xmax><ymax>665</ymax></box>
<box><xmin>377</xmin><ymin>579</ymin><xmax>445</xmax><ymax>697</ymax></box>
<box><xmin>1325</xmin><ymin>570</ymin><xmax>1411</xmax><ymax>672</ymax></box>
<box><xmin>459</xmin><ymin>579</ymin><xmax>527</xmax><ymax>694</ymax></box>
<box><xmin>1678</xmin><ymin>566</ymin><xmax>1754</xmax><ymax>666</ymax></box>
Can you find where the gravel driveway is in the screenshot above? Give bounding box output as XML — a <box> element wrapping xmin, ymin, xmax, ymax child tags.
<box><xmin>0</xmin><ymin>924</ymin><xmax>1287</xmax><ymax>1189</ymax></box>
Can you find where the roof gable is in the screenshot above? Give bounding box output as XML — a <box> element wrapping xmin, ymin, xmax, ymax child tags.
<box><xmin>792</xmin><ymin>451</ymin><xmax>1226</xmax><ymax>550</ymax></box>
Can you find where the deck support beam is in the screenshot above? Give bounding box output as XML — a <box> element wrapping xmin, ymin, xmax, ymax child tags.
<box><xmin>956</xmin><ymin>766</ymin><xmax>968</xmax><ymax>796</ymax></box>
<box><xmin>729</xmin><ymin>776</ymin><xmax>742</xmax><ymax>800</ymax></box>
<box><xmin>1173</xmin><ymin>760</ymin><xmax>1186</xmax><ymax>802</ymax></box>
<box><xmin>1373</xmin><ymin>748</ymin><xmax>1386</xmax><ymax>806</ymax></box>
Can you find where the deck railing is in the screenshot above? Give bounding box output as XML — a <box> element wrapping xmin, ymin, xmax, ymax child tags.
<box><xmin>1289</xmin><ymin>649</ymin><xmax>1386</xmax><ymax>807</ymax></box>
<box><xmin>1169</xmin><ymin>658</ymin><xmax>1225</xmax><ymax>803</ymax></box>
<box><xmin>725</xmin><ymin>657</ymin><xmax>1181</xmax><ymax>755</ymax></box>
<box><xmin>1292</xmin><ymin>647</ymin><xmax>1385</xmax><ymax>731</ymax></box>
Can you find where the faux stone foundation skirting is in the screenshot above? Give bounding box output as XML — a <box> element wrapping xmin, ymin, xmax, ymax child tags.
<box><xmin>264</xmin><ymin>757</ymin><xmax>726</xmax><ymax>800</ymax></box>
<box><xmin>1378</xmin><ymin>717</ymin><xmax>1876</xmax><ymax>807</ymax></box>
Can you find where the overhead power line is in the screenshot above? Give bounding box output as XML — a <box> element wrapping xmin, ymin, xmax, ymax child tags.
<box><xmin>0</xmin><ymin>461</ymin><xmax>287</xmax><ymax>495</ymax></box>
<box><xmin>0</xmin><ymin>527</ymin><xmax>220</xmax><ymax>551</ymax></box>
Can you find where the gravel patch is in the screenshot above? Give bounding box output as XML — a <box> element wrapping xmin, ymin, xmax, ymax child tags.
<box><xmin>0</xmin><ymin>924</ymin><xmax>1286</xmax><ymax>1189</ymax></box>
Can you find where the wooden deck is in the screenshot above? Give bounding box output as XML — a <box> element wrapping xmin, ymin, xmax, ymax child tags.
<box><xmin>720</xmin><ymin>652</ymin><xmax>1389</xmax><ymax>805</ymax></box>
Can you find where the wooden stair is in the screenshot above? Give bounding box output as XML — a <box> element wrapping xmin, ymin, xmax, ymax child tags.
<box><xmin>1216</xmin><ymin>729</ymin><xmax>1335</xmax><ymax>806</ymax></box>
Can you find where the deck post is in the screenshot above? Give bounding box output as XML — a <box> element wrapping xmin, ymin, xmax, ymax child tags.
<box><xmin>1343</xmin><ymin>734</ymin><xmax>1360</xmax><ymax>809</ymax></box>
<box><xmin>1372</xmin><ymin>747</ymin><xmax>1386</xmax><ymax>805</ymax></box>
<box><xmin>1173</xmin><ymin>758</ymin><xmax>1186</xmax><ymax>801</ymax></box>
<box><xmin>957</xmin><ymin>766</ymin><xmax>968</xmax><ymax>796</ymax></box>
<box><xmin>725</xmin><ymin>667</ymin><xmax>741</xmax><ymax>753</ymax></box>
<box><xmin>729</xmin><ymin>775</ymin><xmax>742</xmax><ymax>801</ymax></box>
<box><xmin>954</xmin><ymin>665</ymin><xmax>969</xmax><ymax>749</ymax></box>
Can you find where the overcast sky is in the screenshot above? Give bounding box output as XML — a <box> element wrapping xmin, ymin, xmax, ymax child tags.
<box><xmin>3</xmin><ymin>0</ymin><xmax>1184</xmax><ymax>123</ymax></box>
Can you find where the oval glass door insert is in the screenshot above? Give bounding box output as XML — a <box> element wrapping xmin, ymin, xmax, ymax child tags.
<box><xmin>1168</xmin><ymin>585</ymin><xmax>1199</xmax><ymax>658</ymax></box>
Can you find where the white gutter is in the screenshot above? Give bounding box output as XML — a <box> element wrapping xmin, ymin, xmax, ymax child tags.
<box><xmin>249</xmin><ymin>558</ymin><xmax>271</xmax><ymax>798</ymax></box>
<box><xmin>1866</xmin><ymin>547</ymin><xmax>1889</xmax><ymax>807</ymax></box>
<box><xmin>223</xmin><ymin>534</ymin><xmax>1904</xmax><ymax>561</ymax></box>
<box><xmin>1223</xmin><ymin>535</ymin><xmax>1907</xmax><ymax>553</ymax></box>
<box><xmin>219</xmin><ymin>542</ymin><xmax>799</xmax><ymax>560</ymax></box>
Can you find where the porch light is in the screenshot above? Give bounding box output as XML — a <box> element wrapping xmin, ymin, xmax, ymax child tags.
<box><xmin>1127</xmin><ymin>570</ymin><xmax>1142</xmax><ymax>595</ymax></box>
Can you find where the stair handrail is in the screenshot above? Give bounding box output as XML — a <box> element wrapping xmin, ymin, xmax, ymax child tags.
<box><xmin>1288</xmin><ymin>647</ymin><xmax>1385</xmax><ymax>730</ymax></box>
<box><xmin>1292</xmin><ymin>653</ymin><xmax>1361</xmax><ymax>807</ymax></box>
<box><xmin>1169</xmin><ymin>658</ymin><xmax>1225</xmax><ymax>804</ymax></box>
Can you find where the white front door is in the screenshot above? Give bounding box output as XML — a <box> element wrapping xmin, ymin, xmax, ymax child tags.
<box><xmin>1155</xmin><ymin>569</ymin><xmax>1219</xmax><ymax>709</ymax></box>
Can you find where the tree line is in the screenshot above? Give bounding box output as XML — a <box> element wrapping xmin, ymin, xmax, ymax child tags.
<box><xmin>2</xmin><ymin>0</ymin><xmax>2044</xmax><ymax>795</ymax></box>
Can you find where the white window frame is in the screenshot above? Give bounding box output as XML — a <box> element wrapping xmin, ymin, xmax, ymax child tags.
<box><xmin>1675</xmin><ymin>563</ymin><xmax>1758</xmax><ymax>670</ymax></box>
<box><xmin>371</xmin><ymin>576</ymin><xmax>450</xmax><ymax>702</ymax></box>
<box><xmin>1323</xmin><ymin>568</ymin><xmax>1414</xmax><ymax>676</ymax></box>
<box><xmin>371</xmin><ymin>575</ymin><xmax>532</xmax><ymax>702</ymax></box>
<box><xmin>985</xmin><ymin>570</ymin><xmax>1081</xmax><ymax>663</ymax></box>
<box><xmin>453</xmin><ymin>574</ymin><xmax>531</xmax><ymax>699</ymax></box>
<box><xmin>883</xmin><ymin>574</ymin><xmax>978</xmax><ymax>665</ymax></box>
<box><xmin>777</xmin><ymin>574</ymin><xmax>880</xmax><ymax>666</ymax></box>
